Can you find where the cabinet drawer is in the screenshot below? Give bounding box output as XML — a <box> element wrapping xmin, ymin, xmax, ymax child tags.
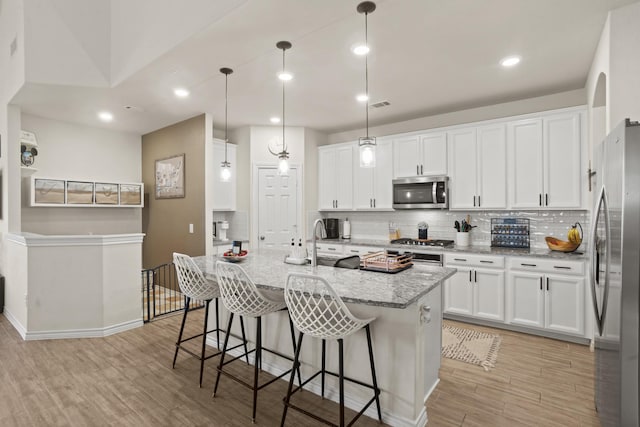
<box><xmin>508</xmin><ymin>257</ymin><xmax>584</xmax><ymax>275</ymax></box>
<box><xmin>343</xmin><ymin>245</ymin><xmax>380</xmax><ymax>256</ymax></box>
<box><xmin>310</xmin><ymin>243</ymin><xmax>344</xmax><ymax>255</ymax></box>
<box><xmin>445</xmin><ymin>253</ymin><xmax>505</xmax><ymax>268</ymax></box>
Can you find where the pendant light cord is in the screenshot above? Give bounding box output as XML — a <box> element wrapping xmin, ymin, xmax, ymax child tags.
<box><xmin>224</xmin><ymin>72</ymin><xmax>228</xmax><ymax>162</ymax></box>
<box><xmin>282</xmin><ymin>47</ymin><xmax>286</xmax><ymax>153</ymax></box>
<box><xmin>365</xmin><ymin>10</ymin><xmax>369</xmax><ymax>139</ymax></box>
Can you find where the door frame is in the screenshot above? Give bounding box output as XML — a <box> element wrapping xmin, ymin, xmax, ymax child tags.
<box><xmin>251</xmin><ymin>163</ymin><xmax>304</xmax><ymax>249</ymax></box>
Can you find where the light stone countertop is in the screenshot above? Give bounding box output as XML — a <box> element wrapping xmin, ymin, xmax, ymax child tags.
<box><xmin>193</xmin><ymin>249</ymin><xmax>456</xmax><ymax>309</ymax></box>
<box><xmin>312</xmin><ymin>238</ymin><xmax>587</xmax><ymax>260</ymax></box>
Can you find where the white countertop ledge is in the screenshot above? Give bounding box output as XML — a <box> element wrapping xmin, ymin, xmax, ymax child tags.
<box><xmin>7</xmin><ymin>232</ymin><xmax>145</xmax><ymax>247</ymax></box>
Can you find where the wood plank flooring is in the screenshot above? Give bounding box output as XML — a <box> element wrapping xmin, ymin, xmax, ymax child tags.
<box><xmin>0</xmin><ymin>313</ymin><xmax>598</xmax><ymax>426</ymax></box>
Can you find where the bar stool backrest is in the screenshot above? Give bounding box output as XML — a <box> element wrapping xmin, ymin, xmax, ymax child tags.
<box><xmin>173</xmin><ymin>252</ymin><xmax>219</xmax><ymax>301</ymax></box>
<box><xmin>215</xmin><ymin>261</ymin><xmax>285</xmax><ymax>318</ymax></box>
<box><xmin>285</xmin><ymin>273</ymin><xmax>374</xmax><ymax>340</ymax></box>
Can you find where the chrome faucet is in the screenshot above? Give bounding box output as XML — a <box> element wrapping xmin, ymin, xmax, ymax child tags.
<box><xmin>311</xmin><ymin>218</ymin><xmax>326</xmax><ymax>267</ymax></box>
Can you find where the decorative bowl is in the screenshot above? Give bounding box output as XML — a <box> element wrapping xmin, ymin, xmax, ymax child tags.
<box><xmin>221</xmin><ymin>251</ymin><xmax>248</xmax><ymax>263</ymax></box>
<box><xmin>545</xmin><ymin>236</ymin><xmax>580</xmax><ymax>253</ymax></box>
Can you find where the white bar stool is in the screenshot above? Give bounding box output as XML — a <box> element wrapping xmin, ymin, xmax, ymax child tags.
<box><xmin>172</xmin><ymin>252</ymin><xmax>249</xmax><ymax>387</ymax></box>
<box><xmin>214</xmin><ymin>260</ymin><xmax>301</xmax><ymax>423</ymax></box>
<box><xmin>281</xmin><ymin>272</ymin><xmax>382</xmax><ymax>427</ymax></box>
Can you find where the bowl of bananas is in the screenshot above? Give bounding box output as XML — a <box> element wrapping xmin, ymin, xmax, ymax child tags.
<box><xmin>545</xmin><ymin>222</ymin><xmax>583</xmax><ymax>252</ymax></box>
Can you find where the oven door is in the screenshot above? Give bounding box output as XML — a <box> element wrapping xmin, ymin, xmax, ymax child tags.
<box><xmin>392</xmin><ymin>176</ymin><xmax>448</xmax><ymax>209</ymax></box>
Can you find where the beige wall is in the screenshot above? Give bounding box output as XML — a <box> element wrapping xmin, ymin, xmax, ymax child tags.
<box><xmin>142</xmin><ymin>114</ymin><xmax>206</xmax><ymax>269</ymax></box>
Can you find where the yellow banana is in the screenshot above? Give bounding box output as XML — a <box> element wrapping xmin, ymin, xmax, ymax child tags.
<box><xmin>567</xmin><ymin>223</ymin><xmax>582</xmax><ymax>244</ymax></box>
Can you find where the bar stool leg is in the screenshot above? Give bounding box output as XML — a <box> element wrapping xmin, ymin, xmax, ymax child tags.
<box><xmin>252</xmin><ymin>316</ymin><xmax>262</xmax><ymax>423</ymax></box>
<box><xmin>199</xmin><ymin>299</ymin><xmax>211</xmax><ymax>387</ymax></box>
<box><xmin>280</xmin><ymin>332</ymin><xmax>304</xmax><ymax>427</ymax></box>
<box><xmin>338</xmin><ymin>338</ymin><xmax>345</xmax><ymax>427</ymax></box>
<box><xmin>239</xmin><ymin>315</ymin><xmax>250</xmax><ymax>364</ymax></box>
<box><xmin>365</xmin><ymin>324</ymin><xmax>382</xmax><ymax>422</ymax></box>
<box><xmin>215</xmin><ymin>298</ymin><xmax>220</xmax><ymax>348</ymax></box>
<box><xmin>287</xmin><ymin>316</ymin><xmax>302</xmax><ymax>387</ymax></box>
<box><xmin>213</xmin><ymin>312</ymin><xmax>234</xmax><ymax>397</ymax></box>
<box><xmin>172</xmin><ymin>296</ymin><xmax>191</xmax><ymax>368</ymax></box>
<box><xmin>321</xmin><ymin>339</ymin><xmax>326</xmax><ymax>399</ymax></box>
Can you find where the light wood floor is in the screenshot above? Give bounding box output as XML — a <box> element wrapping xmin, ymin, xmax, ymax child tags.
<box><xmin>0</xmin><ymin>312</ymin><xmax>598</xmax><ymax>426</ymax></box>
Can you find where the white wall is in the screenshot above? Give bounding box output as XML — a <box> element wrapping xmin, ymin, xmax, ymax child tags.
<box><xmin>20</xmin><ymin>114</ymin><xmax>142</xmax><ymax>234</ymax></box>
<box><xmin>249</xmin><ymin>126</ymin><xmax>305</xmax><ymax>165</ymax></box>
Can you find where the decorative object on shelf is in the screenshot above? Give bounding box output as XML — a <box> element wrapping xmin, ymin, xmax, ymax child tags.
<box><xmin>155</xmin><ymin>153</ymin><xmax>185</xmax><ymax>199</ymax></box>
<box><xmin>220</xmin><ymin>67</ymin><xmax>233</xmax><ymax>182</ymax></box>
<box><xmin>66</xmin><ymin>181</ymin><xmax>94</xmax><ymax>204</ymax></box>
<box><xmin>119</xmin><ymin>184</ymin><xmax>142</xmax><ymax>206</ymax></box>
<box><xmin>357</xmin><ymin>1</ymin><xmax>377</xmax><ymax>168</ymax></box>
<box><xmin>20</xmin><ymin>130</ymin><xmax>38</xmax><ymax>167</ymax></box>
<box><xmin>268</xmin><ymin>41</ymin><xmax>293</xmax><ymax>175</ymax></box>
<box><xmin>33</xmin><ymin>178</ymin><xmax>65</xmax><ymax>204</ymax></box>
<box><xmin>94</xmin><ymin>183</ymin><xmax>119</xmax><ymax>204</ymax></box>
<box><xmin>491</xmin><ymin>218</ymin><xmax>530</xmax><ymax>248</ymax></box>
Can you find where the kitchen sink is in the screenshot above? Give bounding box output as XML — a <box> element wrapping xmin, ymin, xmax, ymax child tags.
<box><xmin>314</xmin><ymin>255</ymin><xmax>360</xmax><ymax>269</ymax></box>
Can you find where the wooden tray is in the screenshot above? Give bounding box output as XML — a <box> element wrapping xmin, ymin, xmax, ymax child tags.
<box><xmin>360</xmin><ymin>251</ymin><xmax>413</xmax><ymax>273</ymax></box>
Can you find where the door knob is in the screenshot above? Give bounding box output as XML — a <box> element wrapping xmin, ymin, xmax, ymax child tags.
<box><xmin>260</xmin><ymin>236</ymin><xmax>265</xmax><ymax>240</ymax></box>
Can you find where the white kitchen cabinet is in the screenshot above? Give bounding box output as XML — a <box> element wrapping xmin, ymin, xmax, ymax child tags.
<box><xmin>507</xmin><ymin>258</ymin><xmax>585</xmax><ymax>336</ymax></box>
<box><xmin>343</xmin><ymin>245</ymin><xmax>380</xmax><ymax>256</ymax></box>
<box><xmin>393</xmin><ymin>132</ymin><xmax>447</xmax><ymax>178</ymax></box>
<box><xmin>509</xmin><ymin>112</ymin><xmax>583</xmax><ymax>209</ymax></box>
<box><xmin>318</xmin><ymin>143</ymin><xmax>354</xmax><ymax>210</ymax></box>
<box><xmin>212</xmin><ymin>141</ymin><xmax>236</xmax><ymax>210</ymax></box>
<box><xmin>448</xmin><ymin>124</ymin><xmax>507</xmax><ymax>209</ymax></box>
<box><xmin>444</xmin><ymin>254</ymin><xmax>505</xmax><ymax>321</ymax></box>
<box><xmin>353</xmin><ymin>139</ymin><xmax>393</xmax><ymax>209</ymax></box>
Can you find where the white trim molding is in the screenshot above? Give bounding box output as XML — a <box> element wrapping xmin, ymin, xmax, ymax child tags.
<box><xmin>24</xmin><ymin>319</ymin><xmax>143</xmax><ymax>341</ymax></box>
<box><xmin>7</xmin><ymin>232</ymin><xmax>145</xmax><ymax>247</ymax></box>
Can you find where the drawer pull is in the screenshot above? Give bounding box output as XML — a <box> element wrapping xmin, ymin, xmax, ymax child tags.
<box><xmin>350</xmin><ymin>249</ymin><xmax>359</xmax><ymax>253</ymax></box>
<box><xmin>328</xmin><ymin>248</ymin><xmax>337</xmax><ymax>251</ymax></box>
<box><xmin>480</xmin><ymin>260</ymin><xmax>494</xmax><ymax>264</ymax></box>
<box><xmin>553</xmin><ymin>266</ymin><xmax>571</xmax><ymax>270</ymax></box>
<box><xmin>521</xmin><ymin>263</ymin><xmax>537</xmax><ymax>267</ymax></box>
<box><xmin>454</xmin><ymin>258</ymin><xmax>467</xmax><ymax>262</ymax></box>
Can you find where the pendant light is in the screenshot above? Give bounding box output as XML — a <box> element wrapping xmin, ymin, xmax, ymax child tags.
<box><xmin>220</xmin><ymin>67</ymin><xmax>233</xmax><ymax>182</ymax></box>
<box><xmin>268</xmin><ymin>41</ymin><xmax>292</xmax><ymax>175</ymax></box>
<box><xmin>357</xmin><ymin>1</ymin><xmax>376</xmax><ymax>168</ymax></box>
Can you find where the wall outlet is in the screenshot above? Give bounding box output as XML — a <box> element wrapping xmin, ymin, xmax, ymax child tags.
<box><xmin>189</xmin><ymin>223</ymin><xmax>194</xmax><ymax>234</ymax></box>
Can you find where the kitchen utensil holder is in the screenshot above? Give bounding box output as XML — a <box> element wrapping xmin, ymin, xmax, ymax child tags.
<box><xmin>491</xmin><ymin>218</ymin><xmax>530</xmax><ymax>248</ymax></box>
<box><xmin>456</xmin><ymin>232</ymin><xmax>470</xmax><ymax>247</ymax></box>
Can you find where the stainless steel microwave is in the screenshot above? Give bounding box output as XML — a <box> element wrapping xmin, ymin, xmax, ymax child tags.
<box><xmin>392</xmin><ymin>176</ymin><xmax>449</xmax><ymax>209</ymax></box>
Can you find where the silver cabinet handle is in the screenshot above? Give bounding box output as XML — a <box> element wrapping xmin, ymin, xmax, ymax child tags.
<box><xmin>373</xmin><ymin>199</ymin><xmax>376</xmax><ymax>208</ymax></box>
<box><xmin>521</xmin><ymin>263</ymin><xmax>537</xmax><ymax>267</ymax></box>
<box><xmin>350</xmin><ymin>249</ymin><xmax>359</xmax><ymax>253</ymax></box>
<box><xmin>473</xmin><ymin>196</ymin><xmax>476</xmax><ymax>207</ymax></box>
<box><xmin>478</xmin><ymin>195</ymin><xmax>481</xmax><ymax>207</ymax></box>
<box><xmin>469</xmin><ymin>270</ymin><xmax>472</xmax><ymax>282</ymax></box>
<box><xmin>539</xmin><ymin>194</ymin><xmax>542</xmax><ymax>206</ymax></box>
<box><xmin>328</xmin><ymin>247</ymin><xmax>337</xmax><ymax>251</ymax></box>
<box><xmin>454</xmin><ymin>258</ymin><xmax>467</xmax><ymax>262</ymax></box>
<box><xmin>417</xmin><ymin>165</ymin><xmax>419</xmax><ymax>175</ymax></box>
<box><xmin>545</xmin><ymin>193</ymin><xmax>549</xmax><ymax>206</ymax></box>
<box><xmin>474</xmin><ymin>270</ymin><xmax>477</xmax><ymax>282</ymax></box>
<box><xmin>553</xmin><ymin>266</ymin><xmax>571</xmax><ymax>270</ymax></box>
<box><xmin>480</xmin><ymin>260</ymin><xmax>494</xmax><ymax>264</ymax></box>
<box><xmin>546</xmin><ymin>277</ymin><xmax>549</xmax><ymax>291</ymax></box>
<box><xmin>420</xmin><ymin>165</ymin><xmax>423</xmax><ymax>175</ymax></box>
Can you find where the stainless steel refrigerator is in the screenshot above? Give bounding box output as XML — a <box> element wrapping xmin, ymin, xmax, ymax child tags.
<box><xmin>591</xmin><ymin>119</ymin><xmax>640</xmax><ymax>427</ymax></box>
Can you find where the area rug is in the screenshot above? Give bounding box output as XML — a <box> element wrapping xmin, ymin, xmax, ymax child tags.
<box><xmin>442</xmin><ymin>324</ymin><xmax>502</xmax><ymax>371</ymax></box>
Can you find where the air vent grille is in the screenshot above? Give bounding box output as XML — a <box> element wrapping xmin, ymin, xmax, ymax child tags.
<box><xmin>370</xmin><ymin>100</ymin><xmax>390</xmax><ymax>108</ymax></box>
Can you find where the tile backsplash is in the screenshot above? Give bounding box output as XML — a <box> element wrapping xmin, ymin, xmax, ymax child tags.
<box><xmin>319</xmin><ymin>210</ymin><xmax>590</xmax><ymax>249</ymax></box>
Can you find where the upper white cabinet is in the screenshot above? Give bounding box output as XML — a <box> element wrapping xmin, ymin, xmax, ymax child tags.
<box><xmin>318</xmin><ymin>143</ymin><xmax>354</xmax><ymax>210</ymax></box>
<box><xmin>354</xmin><ymin>139</ymin><xmax>393</xmax><ymax>209</ymax></box>
<box><xmin>448</xmin><ymin>124</ymin><xmax>507</xmax><ymax>209</ymax></box>
<box><xmin>508</xmin><ymin>112</ymin><xmax>583</xmax><ymax>209</ymax></box>
<box><xmin>393</xmin><ymin>132</ymin><xmax>447</xmax><ymax>178</ymax></box>
<box><xmin>212</xmin><ymin>141</ymin><xmax>236</xmax><ymax>211</ymax></box>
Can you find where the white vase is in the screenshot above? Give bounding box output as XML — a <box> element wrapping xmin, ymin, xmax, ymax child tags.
<box><xmin>456</xmin><ymin>232</ymin><xmax>470</xmax><ymax>247</ymax></box>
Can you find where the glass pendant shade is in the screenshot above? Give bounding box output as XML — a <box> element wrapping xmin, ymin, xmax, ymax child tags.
<box><xmin>220</xmin><ymin>67</ymin><xmax>233</xmax><ymax>182</ymax></box>
<box><xmin>278</xmin><ymin>157</ymin><xmax>289</xmax><ymax>175</ymax></box>
<box><xmin>220</xmin><ymin>161</ymin><xmax>231</xmax><ymax>182</ymax></box>
<box><xmin>359</xmin><ymin>136</ymin><xmax>376</xmax><ymax>167</ymax></box>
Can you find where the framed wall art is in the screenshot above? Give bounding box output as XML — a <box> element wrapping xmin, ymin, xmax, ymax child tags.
<box><xmin>155</xmin><ymin>153</ymin><xmax>185</xmax><ymax>199</ymax></box>
<box><xmin>30</xmin><ymin>177</ymin><xmax>144</xmax><ymax>207</ymax></box>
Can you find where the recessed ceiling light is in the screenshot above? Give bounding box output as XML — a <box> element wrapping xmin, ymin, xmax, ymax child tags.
<box><xmin>173</xmin><ymin>88</ymin><xmax>190</xmax><ymax>98</ymax></box>
<box><xmin>278</xmin><ymin>72</ymin><xmax>293</xmax><ymax>81</ymax></box>
<box><xmin>270</xmin><ymin>117</ymin><xmax>281</xmax><ymax>124</ymax></box>
<box><xmin>98</xmin><ymin>111</ymin><xmax>113</xmax><ymax>122</ymax></box>
<box><xmin>500</xmin><ymin>56</ymin><xmax>521</xmax><ymax>67</ymax></box>
<box><xmin>356</xmin><ymin>94</ymin><xmax>369</xmax><ymax>102</ymax></box>
<box><xmin>352</xmin><ymin>44</ymin><xmax>369</xmax><ymax>56</ymax></box>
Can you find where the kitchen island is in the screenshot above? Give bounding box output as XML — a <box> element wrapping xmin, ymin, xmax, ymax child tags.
<box><xmin>194</xmin><ymin>249</ymin><xmax>456</xmax><ymax>427</ymax></box>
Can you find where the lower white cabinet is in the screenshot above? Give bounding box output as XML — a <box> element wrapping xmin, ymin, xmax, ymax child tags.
<box><xmin>343</xmin><ymin>245</ymin><xmax>380</xmax><ymax>256</ymax></box>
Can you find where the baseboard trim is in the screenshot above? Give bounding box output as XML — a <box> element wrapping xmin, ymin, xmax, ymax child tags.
<box><xmin>24</xmin><ymin>318</ymin><xmax>143</xmax><ymax>341</ymax></box>
<box><xmin>206</xmin><ymin>336</ymin><xmax>425</xmax><ymax>427</ymax></box>
<box><xmin>2</xmin><ymin>308</ymin><xmax>27</xmax><ymax>340</ymax></box>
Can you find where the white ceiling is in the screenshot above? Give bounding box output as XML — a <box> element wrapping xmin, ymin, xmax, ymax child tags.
<box><xmin>12</xmin><ymin>0</ymin><xmax>636</xmax><ymax>136</ymax></box>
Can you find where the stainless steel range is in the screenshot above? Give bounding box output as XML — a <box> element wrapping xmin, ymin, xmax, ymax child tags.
<box><xmin>389</xmin><ymin>238</ymin><xmax>455</xmax><ymax>247</ymax></box>
<box><xmin>388</xmin><ymin>238</ymin><xmax>452</xmax><ymax>266</ymax></box>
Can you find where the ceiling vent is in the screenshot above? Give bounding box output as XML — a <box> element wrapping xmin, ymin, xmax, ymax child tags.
<box><xmin>370</xmin><ymin>100</ymin><xmax>390</xmax><ymax>109</ymax></box>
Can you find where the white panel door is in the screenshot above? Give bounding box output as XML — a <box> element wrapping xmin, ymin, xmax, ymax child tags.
<box><xmin>477</xmin><ymin>124</ymin><xmax>507</xmax><ymax>209</ymax></box>
<box><xmin>393</xmin><ymin>135</ymin><xmax>421</xmax><ymax>178</ymax></box>
<box><xmin>444</xmin><ymin>268</ymin><xmax>473</xmax><ymax>316</ymax></box>
<box><xmin>544</xmin><ymin>113</ymin><xmax>582</xmax><ymax>208</ymax></box>
<box><xmin>258</xmin><ymin>167</ymin><xmax>298</xmax><ymax>249</ymax></box>
<box><xmin>420</xmin><ymin>132</ymin><xmax>447</xmax><ymax>176</ymax></box>
<box><xmin>509</xmin><ymin>119</ymin><xmax>544</xmax><ymax>208</ymax></box>
<box><xmin>474</xmin><ymin>269</ymin><xmax>505</xmax><ymax>321</ymax></box>
<box><xmin>508</xmin><ymin>271</ymin><xmax>544</xmax><ymax>328</ymax></box>
<box><xmin>448</xmin><ymin>128</ymin><xmax>477</xmax><ymax>209</ymax></box>
<box><xmin>318</xmin><ymin>147</ymin><xmax>336</xmax><ymax>210</ymax></box>
<box><xmin>372</xmin><ymin>140</ymin><xmax>393</xmax><ymax>209</ymax></box>
<box><xmin>545</xmin><ymin>274</ymin><xmax>585</xmax><ymax>335</ymax></box>
<box><xmin>334</xmin><ymin>145</ymin><xmax>354</xmax><ymax>210</ymax></box>
<box><xmin>211</xmin><ymin>142</ymin><xmax>236</xmax><ymax>210</ymax></box>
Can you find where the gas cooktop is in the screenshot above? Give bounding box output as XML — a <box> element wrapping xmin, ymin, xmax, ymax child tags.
<box><xmin>390</xmin><ymin>238</ymin><xmax>455</xmax><ymax>247</ymax></box>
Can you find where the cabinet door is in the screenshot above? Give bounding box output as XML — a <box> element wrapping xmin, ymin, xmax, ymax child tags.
<box><xmin>318</xmin><ymin>147</ymin><xmax>336</xmax><ymax>210</ymax></box>
<box><xmin>448</xmin><ymin>128</ymin><xmax>477</xmax><ymax>209</ymax></box>
<box><xmin>444</xmin><ymin>268</ymin><xmax>473</xmax><ymax>316</ymax></box>
<box><xmin>353</xmin><ymin>158</ymin><xmax>374</xmax><ymax>209</ymax></box>
<box><xmin>509</xmin><ymin>119</ymin><xmax>544</xmax><ymax>208</ymax></box>
<box><xmin>477</xmin><ymin>124</ymin><xmax>507</xmax><ymax>209</ymax></box>
<box><xmin>393</xmin><ymin>136</ymin><xmax>421</xmax><ymax>178</ymax></box>
<box><xmin>212</xmin><ymin>142</ymin><xmax>236</xmax><ymax>210</ymax></box>
<box><xmin>474</xmin><ymin>268</ymin><xmax>505</xmax><ymax>321</ymax></box>
<box><xmin>544</xmin><ymin>113</ymin><xmax>582</xmax><ymax>208</ymax></box>
<box><xmin>545</xmin><ymin>274</ymin><xmax>585</xmax><ymax>336</ymax></box>
<box><xmin>508</xmin><ymin>271</ymin><xmax>544</xmax><ymax>328</ymax></box>
<box><xmin>372</xmin><ymin>140</ymin><xmax>393</xmax><ymax>209</ymax></box>
<box><xmin>335</xmin><ymin>145</ymin><xmax>354</xmax><ymax>210</ymax></box>
<box><xmin>420</xmin><ymin>132</ymin><xmax>447</xmax><ymax>176</ymax></box>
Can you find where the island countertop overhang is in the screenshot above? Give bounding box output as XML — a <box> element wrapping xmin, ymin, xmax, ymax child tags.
<box><xmin>193</xmin><ymin>249</ymin><xmax>456</xmax><ymax>309</ymax></box>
